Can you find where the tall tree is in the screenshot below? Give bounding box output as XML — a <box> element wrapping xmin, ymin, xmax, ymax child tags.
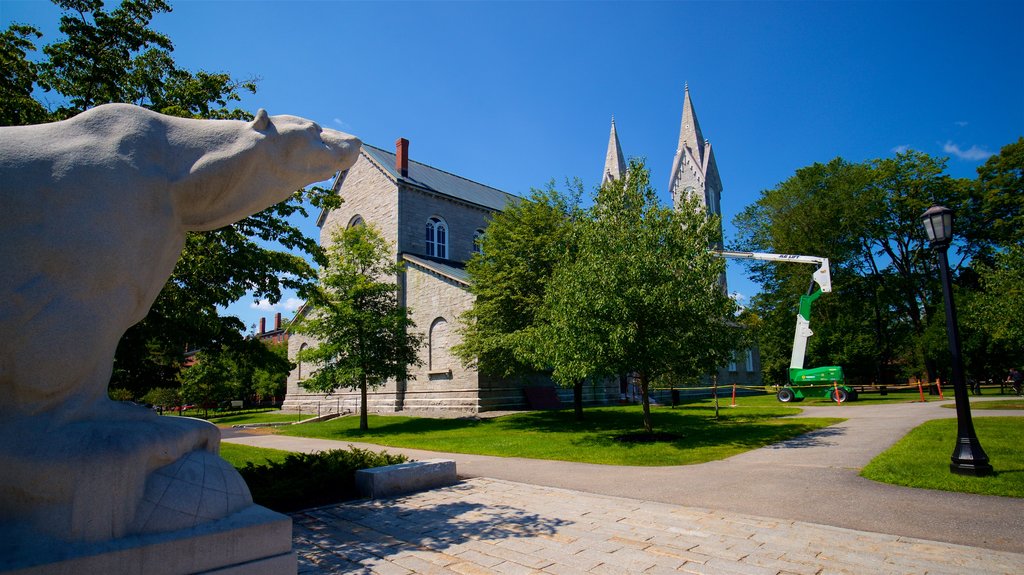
<box><xmin>732</xmin><ymin>148</ymin><xmax>1015</xmax><ymax>386</ymax></box>
<box><xmin>4</xmin><ymin>0</ymin><xmax>340</xmax><ymax>395</ymax></box>
<box><xmin>178</xmin><ymin>349</ymin><xmax>238</xmax><ymax>418</ymax></box>
<box><xmin>541</xmin><ymin>160</ymin><xmax>740</xmax><ymax>433</ymax></box>
<box><xmin>453</xmin><ymin>184</ymin><xmax>587</xmax><ymax>416</ymax></box>
<box><xmin>294</xmin><ymin>225</ymin><xmax>424</xmax><ymax>430</ymax></box>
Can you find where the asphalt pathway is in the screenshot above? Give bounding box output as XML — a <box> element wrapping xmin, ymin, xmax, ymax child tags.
<box><xmin>223</xmin><ymin>398</ymin><xmax>1024</xmax><ymax>555</ymax></box>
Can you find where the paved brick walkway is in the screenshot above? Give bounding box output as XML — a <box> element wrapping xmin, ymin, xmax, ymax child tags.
<box><xmin>290</xmin><ymin>478</ymin><xmax>1024</xmax><ymax>575</ymax></box>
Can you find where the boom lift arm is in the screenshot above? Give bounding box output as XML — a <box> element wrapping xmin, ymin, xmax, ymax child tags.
<box><xmin>713</xmin><ymin>250</ymin><xmax>849</xmax><ymax>402</ymax></box>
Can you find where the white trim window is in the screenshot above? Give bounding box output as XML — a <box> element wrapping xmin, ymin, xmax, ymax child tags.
<box><xmin>745</xmin><ymin>348</ymin><xmax>754</xmax><ymax>372</ymax></box>
<box><xmin>425</xmin><ymin>216</ymin><xmax>448</xmax><ymax>258</ymax></box>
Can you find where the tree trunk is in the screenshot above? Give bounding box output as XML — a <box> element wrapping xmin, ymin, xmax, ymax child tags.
<box><xmin>573</xmin><ymin>379</ymin><xmax>584</xmax><ymax>420</ymax></box>
<box><xmin>712</xmin><ymin>374</ymin><xmax>719</xmax><ymax>420</ymax></box>
<box><xmin>359</xmin><ymin>376</ymin><xmax>368</xmax><ymax>431</ymax></box>
<box><xmin>639</xmin><ymin>372</ymin><xmax>652</xmax><ymax>433</ymax></box>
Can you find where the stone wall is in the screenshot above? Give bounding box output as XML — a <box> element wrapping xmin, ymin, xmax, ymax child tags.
<box><xmin>320</xmin><ymin>152</ymin><xmax>399</xmax><ymax>250</ymax></box>
<box><xmin>401</xmin><ymin>262</ymin><xmax>481</xmax><ymax>413</ymax></box>
<box><xmin>397</xmin><ymin>185</ymin><xmax>493</xmax><ymax>260</ymax></box>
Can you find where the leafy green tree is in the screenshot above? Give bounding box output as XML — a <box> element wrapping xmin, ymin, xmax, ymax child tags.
<box><xmin>294</xmin><ymin>225</ymin><xmax>424</xmax><ymax>430</ymax></box>
<box><xmin>540</xmin><ymin>159</ymin><xmax>740</xmax><ymax>433</ymax></box>
<box><xmin>141</xmin><ymin>386</ymin><xmax>181</xmax><ymax>412</ymax></box>
<box><xmin>966</xmin><ymin>245</ymin><xmax>1024</xmax><ymax>367</ymax></box>
<box><xmin>966</xmin><ymin>137</ymin><xmax>1024</xmax><ymax>256</ymax></box>
<box><xmin>4</xmin><ymin>0</ymin><xmax>340</xmax><ymax>395</ymax></box>
<box><xmin>178</xmin><ymin>350</ymin><xmax>239</xmax><ymax>418</ymax></box>
<box><xmin>0</xmin><ymin>24</ymin><xmax>49</xmax><ymax>125</ymax></box>
<box><xmin>453</xmin><ymin>183</ymin><xmax>586</xmax><ymax>417</ymax></box>
<box><xmin>733</xmin><ymin>147</ymin><xmax>1019</xmax><ymax>386</ymax></box>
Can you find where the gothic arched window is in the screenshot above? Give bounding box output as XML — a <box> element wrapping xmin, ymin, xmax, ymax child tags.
<box><xmin>473</xmin><ymin>229</ymin><xmax>485</xmax><ymax>255</ymax></box>
<box><xmin>297</xmin><ymin>343</ymin><xmax>308</xmax><ymax>380</ymax></box>
<box><xmin>348</xmin><ymin>215</ymin><xmax>364</xmax><ymax>228</ymax></box>
<box><xmin>425</xmin><ymin>216</ymin><xmax>448</xmax><ymax>258</ymax></box>
<box><xmin>429</xmin><ymin>317</ymin><xmax>450</xmax><ymax>371</ymax></box>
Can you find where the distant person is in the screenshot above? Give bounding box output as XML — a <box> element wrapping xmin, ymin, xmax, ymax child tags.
<box><xmin>1009</xmin><ymin>368</ymin><xmax>1023</xmax><ymax>396</ymax></box>
<box><xmin>970</xmin><ymin>377</ymin><xmax>981</xmax><ymax>396</ymax></box>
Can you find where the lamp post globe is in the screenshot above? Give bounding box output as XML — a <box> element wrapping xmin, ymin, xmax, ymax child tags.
<box><xmin>920</xmin><ymin>205</ymin><xmax>992</xmax><ymax>476</ymax></box>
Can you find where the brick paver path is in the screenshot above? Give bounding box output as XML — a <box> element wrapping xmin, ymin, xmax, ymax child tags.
<box><xmin>290</xmin><ymin>477</ymin><xmax>1024</xmax><ymax>575</ymax></box>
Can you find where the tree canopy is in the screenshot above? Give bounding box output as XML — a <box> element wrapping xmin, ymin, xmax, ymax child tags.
<box><xmin>733</xmin><ymin>142</ymin><xmax>1023</xmax><ymax>386</ymax></box>
<box><xmin>457</xmin><ymin>160</ymin><xmax>740</xmax><ymax>431</ymax></box>
<box><xmin>2</xmin><ymin>0</ymin><xmax>340</xmax><ymax>397</ymax></box>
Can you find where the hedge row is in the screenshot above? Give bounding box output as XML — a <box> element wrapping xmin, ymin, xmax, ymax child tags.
<box><xmin>238</xmin><ymin>447</ymin><xmax>409</xmax><ymax>512</ymax></box>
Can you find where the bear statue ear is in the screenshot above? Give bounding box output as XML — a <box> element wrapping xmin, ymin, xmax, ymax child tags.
<box><xmin>250</xmin><ymin>109</ymin><xmax>270</xmax><ymax>132</ymax></box>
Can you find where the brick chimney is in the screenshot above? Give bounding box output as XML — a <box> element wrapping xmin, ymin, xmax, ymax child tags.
<box><xmin>395</xmin><ymin>137</ymin><xmax>409</xmax><ymax>178</ymax></box>
<box><xmin>259</xmin><ymin>317</ymin><xmax>266</xmax><ymax>334</ymax></box>
<box><xmin>274</xmin><ymin>312</ymin><xmax>282</xmax><ymax>331</ymax></box>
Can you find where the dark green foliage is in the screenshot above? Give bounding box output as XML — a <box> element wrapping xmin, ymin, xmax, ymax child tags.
<box><xmin>540</xmin><ymin>160</ymin><xmax>741</xmax><ymax>432</ymax></box>
<box><xmin>141</xmin><ymin>386</ymin><xmax>180</xmax><ymax>410</ymax></box>
<box><xmin>237</xmin><ymin>447</ymin><xmax>409</xmax><ymax>512</ymax></box>
<box><xmin>454</xmin><ymin>183</ymin><xmax>581</xmax><ymax>380</ymax></box>
<box><xmin>733</xmin><ymin>147</ymin><xmax>1023</xmax><ymax>385</ymax></box>
<box><xmin>0</xmin><ymin>24</ymin><xmax>49</xmax><ymax>125</ymax></box>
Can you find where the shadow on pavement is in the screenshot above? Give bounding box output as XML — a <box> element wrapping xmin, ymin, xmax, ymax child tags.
<box><xmin>291</xmin><ymin>483</ymin><xmax>571</xmax><ymax>573</ymax></box>
<box><xmin>764</xmin><ymin>425</ymin><xmax>847</xmax><ymax>449</ymax></box>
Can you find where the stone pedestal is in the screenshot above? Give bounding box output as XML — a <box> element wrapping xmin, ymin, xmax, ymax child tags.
<box><xmin>1</xmin><ymin>505</ymin><xmax>294</xmax><ymax>575</ymax></box>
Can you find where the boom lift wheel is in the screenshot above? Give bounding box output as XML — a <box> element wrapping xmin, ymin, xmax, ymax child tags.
<box><xmin>831</xmin><ymin>388</ymin><xmax>848</xmax><ymax>403</ymax></box>
<box><xmin>777</xmin><ymin>388</ymin><xmax>795</xmax><ymax>403</ymax></box>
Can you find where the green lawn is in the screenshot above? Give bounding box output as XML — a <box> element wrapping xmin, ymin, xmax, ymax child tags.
<box><xmin>861</xmin><ymin>417</ymin><xmax>1024</xmax><ymax>498</ymax></box>
<box><xmin>941</xmin><ymin>399</ymin><xmax>1024</xmax><ymax>410</ymax></box>
<box><xmin>164</xmin><ymin>409</ymin><xmax>306</xmax><ymax>425</ymax></box>
<box><xmin>207</xmin><ymin>411</ymin><xmax>307</xmax><ymax>425</ymax></box>
<box><xmin>219</xmin><ymin>443</ymin><xmax>293</xmax><ymax>468</ymax></box>
<box><xmin>278</xmin><ymin>403</ymin><xmax>842</xmax><ymax>466</ymax></box>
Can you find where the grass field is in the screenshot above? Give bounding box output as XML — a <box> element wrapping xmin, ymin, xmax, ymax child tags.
<box><xmin>861</xmin><ymin>417</ymin><xmax>1024</xmax><ymax>498</ymax></box>
<box><xmin>163</xmin><ymin>409</ymin><xmax>307</xmax><ymax>425</ymax></box>
<box><xmin>941</xmin><ymin>399</ymin><xmax>1024</xmax><ymax>410</ymax></box>
<box><xmin>219</xmin><ymin>443</ymin><xmax>293</xmax><ymax>468</ymax></box>
<box><xmin>278</xmin><ymin>403</ymin><xmax>842</xmax><ymax>466</ymax></box>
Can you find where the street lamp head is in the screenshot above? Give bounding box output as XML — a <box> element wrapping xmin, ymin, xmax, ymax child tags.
<box><xmin>921</xmin><ymin>205</ymin><xmax>953</xmax><ymax>249</ymax></box>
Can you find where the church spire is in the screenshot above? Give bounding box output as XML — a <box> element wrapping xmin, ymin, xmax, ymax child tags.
<box><xmin>676</xmin><ymin>83</ymin><xmax>705</xmax><ymax>163</ymax></box>
<box><xmin>668</xmin><ymin>84</ymin><xmax>710</xmax><ymax>205</ymax></box>
<box><xmin>602</xmin><ymin>116</ymin><xmax>627</xmax><ymax>185</ymax></box>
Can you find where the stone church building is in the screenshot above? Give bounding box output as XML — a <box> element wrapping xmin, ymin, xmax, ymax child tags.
<box><xmin>283</xmin><ymin>87</ymin><xmax>760</xmax><ymax>416</ymax></box>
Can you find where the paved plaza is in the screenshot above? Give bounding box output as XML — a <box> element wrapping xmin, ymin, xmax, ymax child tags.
<box><xmin>291</xmin><ymin>477</ymin><xmax>1023</xmax><ymax>575</ymax></box>
<box><xmin>223</xmin><ymin>398</ymin><xmax>1024</xmax><ymax>574</ymax></box>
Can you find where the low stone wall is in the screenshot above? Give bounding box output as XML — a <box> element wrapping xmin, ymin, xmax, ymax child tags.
<box><xmin>355</xmin><ymin>459</ymin><xmax>457</xmax><ymax>499</ymax></box>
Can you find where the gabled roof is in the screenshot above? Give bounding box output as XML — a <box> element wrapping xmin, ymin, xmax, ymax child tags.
<box><xmin>403</xmin><ymin>253</ymin><xmax>470</xmax><ymax>287</ymax></box>
<box><xmin>362</xmin><ymin>144</ymin><xmax>520</xmax><ymax>212</ymax></box>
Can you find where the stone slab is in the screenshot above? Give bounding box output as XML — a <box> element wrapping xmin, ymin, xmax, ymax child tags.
<box><xmin>2</xmin><ymin>505</ymin><xmax>295</xmax><ymax>575</ymax></box>
<box><xmin>356</xmin><ymin>459</ymin><xmax>457</xmax><ymax>498</ymax></box>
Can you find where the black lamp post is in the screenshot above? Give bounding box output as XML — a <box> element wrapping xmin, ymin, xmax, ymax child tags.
<box><xmin>920</xmin><ymin>205</ymin><xmax>992</xmax><ymax>476</ymax></box>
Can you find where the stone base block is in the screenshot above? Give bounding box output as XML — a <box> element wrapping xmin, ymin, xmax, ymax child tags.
<box><xmin>355</xmin><ymin>459</ymin><xmax>456</xmax><ymax>498</ymax></box>
<box><xmin>2</xmin><ymin>505</ymin><xmax>295</xmax><ymax>575</ymax></box>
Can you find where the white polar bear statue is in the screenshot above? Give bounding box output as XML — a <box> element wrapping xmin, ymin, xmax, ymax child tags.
<box><xmin>0</xmin><ymin>104</ymin><xmax>360</xmax><ymax>550</ymax></box>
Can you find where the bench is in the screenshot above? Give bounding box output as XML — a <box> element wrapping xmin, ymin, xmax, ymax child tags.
<box><xmin>355</xmin><ymin>459</ymin><xmax>457</xmax><ymax>498</ymax></box>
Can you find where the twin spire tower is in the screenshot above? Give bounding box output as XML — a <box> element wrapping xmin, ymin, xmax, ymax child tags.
<box><xmin>602</xmin><ymin>85</ymin><xmax>726</xmax><ymax>288</ymax></box>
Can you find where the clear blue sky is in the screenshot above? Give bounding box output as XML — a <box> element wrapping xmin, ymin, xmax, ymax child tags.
<box><xmin>4</xmin><ymin>0</ymin><xmax>1022</xmax><ymax>334</ymax></box>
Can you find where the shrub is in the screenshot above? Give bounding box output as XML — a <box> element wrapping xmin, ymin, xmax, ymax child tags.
<box><xmin>238</xmin><ymin>447</ymin><xmax>409</xmax><ymax>512</ymax></box>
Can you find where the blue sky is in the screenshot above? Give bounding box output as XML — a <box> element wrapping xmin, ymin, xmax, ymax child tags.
<box><xmin>4</xmin><ymin>0</ymin><xmax>1022</xmax><ymax>335</ymax></box>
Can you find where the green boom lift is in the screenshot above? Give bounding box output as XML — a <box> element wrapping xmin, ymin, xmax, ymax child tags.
<box><xmin>715</xmin><ymin>251</ymin><xmax>854</xmax><ymax>403</ymax></box>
